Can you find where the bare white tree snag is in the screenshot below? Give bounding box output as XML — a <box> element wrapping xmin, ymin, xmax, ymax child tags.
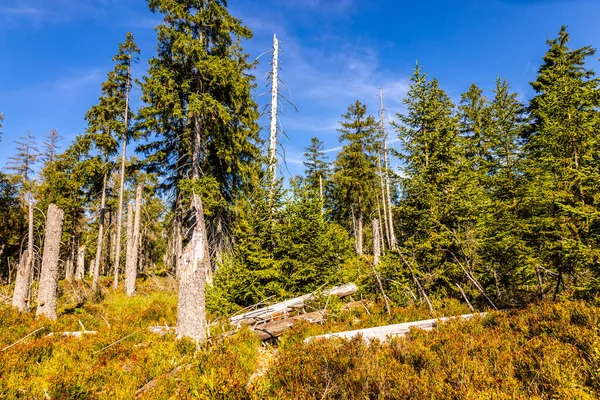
<box><xmin>36</xmin><ymin>204</ymin><xmax>65</xmax><ymax>320</ymax></box>
<box><xmin>12</xmin><ymin>202</ymin><xmax>34</xmax><ymax>311</ymax></box>
<box><xmin>268</xmin><ymin>33</ymin><xmax>279</xmax><ymax>203</ymax></box>
<box><xmin>177</xmin><ymin>194</ymin><xmax>210</xmax><ymax>341</ymax></box>
<box><xmin>373</xmin><ymin>219</ymin><xmax>381</xmax><ymax>266</ymax></box>
<box><xmin>92</xmin><ymin>172</ymin><xmax>108</xmax><ymax>291</ymax></box>
<box><xmin>113</xmin><ymin>62</ymin><xmax>132</xmax><ymax>290</ymax></box>
<box><xmin>125</xmin><ymin>185</ymin><xmax>143</xmax><ymax>296</ymax></box>
<box><xmin>379</xmin><ymin>89</ymin><xmax>396</xmax><ymax>250</ymax></box>
<box><xmin>75</xmin><ymin>245</ymin><xmax>85</xmax><ymax>280</ymax></box>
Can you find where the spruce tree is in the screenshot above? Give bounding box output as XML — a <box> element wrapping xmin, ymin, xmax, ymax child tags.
<box><xmin>524</xmin><ymin>26</ymin><xmax>600</xmax><ymax>297</ymax></box>
<box><xmin>138</xmin><ymin>0</ymin><xmax>261</xmax><ymax>267</ymax></box>
<box><xmin>393</xmin><ymin>65</ymin><xmax>467</xmax><ymax>299</ymax></box>
<box><xmin>331</xmin><ymin>101</ymin><xmax>379</xmax><ymax>255</ymax></box>
<box><xmin>481</xmin><ymin>77</ymin><xmax>532</xmax><ymax>304</ymax></box>
<box><xmin>138</xmin><ymin>0</ymin><xmax>260</xmax><ymax>340</ymax></box>
<box><xmin>458</xmin><ymin>83</ymin><xmax>491</xmax><ymax>176</ymax></box>
<box><xmin>303</xmin><ymin>137</ymin><xmax>329</xmax><ymax>197</ymax></box>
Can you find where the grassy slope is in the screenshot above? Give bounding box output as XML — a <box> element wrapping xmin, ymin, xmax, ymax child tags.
<box><xmin>0</xmin><ymin>278</ymin><xmax>599</xmax><ymax>399</ymax></box>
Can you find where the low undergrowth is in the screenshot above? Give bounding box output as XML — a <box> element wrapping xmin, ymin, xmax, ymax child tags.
<box><xmin>0</xmin><ymin>278</ymin><xmax>599</xmax><ymax>399</ymax></box>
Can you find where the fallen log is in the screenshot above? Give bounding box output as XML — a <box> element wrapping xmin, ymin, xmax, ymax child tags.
<box><xmin>231</xmin><ymin>283</ymin><xmax>357</xmax><ymax>326</ymax></box>
<box><xmin>254</xmin><ymin>310</ymin><xmax>327</xmax><ymax>341</ymax></box>
<box><xmin>148</xmin><ymin>326</ymin><xmax>176</xmax><ymax>335</ymax></box>
<box><xmin>46</xmin><ymin>331</ymin><xmax>98</xmax><ymax>338</ymax></box>
<box><xmin>305</xmin><ymin>313</ymin><xmax>486</xmax><ymax>343</ymax></box>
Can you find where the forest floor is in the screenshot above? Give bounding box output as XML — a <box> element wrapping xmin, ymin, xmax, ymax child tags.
<box><xmin>0</xmin><ymin>277</ymin><xmax>599</xmax><ymax>399</ymax></box>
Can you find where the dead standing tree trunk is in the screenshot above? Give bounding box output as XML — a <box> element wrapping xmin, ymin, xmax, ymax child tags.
<box><xmin>12</xmin><ymin>202</ymin><xmax>34</xmax><ymax>311</ymax></box>
<box><xmin>125</xmin><ymin>184</ymin><xmax>143</xmax><ymax>296</ymax></box>
<box><xmin>177</xmin><ymin>194</ymin><xmax>210</xmax><ymax>341</ymax></box>
<box><xmin>36</xmin><ymin>204</ymin><xmax>65</xmax><ymax>320</ymax></box>
<box><xmin>92</xmin><ymin>171</ymin><xmax>108</xmax><ymax>292</ymax></box>
<box><xmin>373</xmin><ymin>219</ymin><xmax>381</xmax><ymax>266</ymax></box>
<box><xmin>75</xmin><ymin>244</ymin><xmax>85</xmax><ymax>280</ymax></box>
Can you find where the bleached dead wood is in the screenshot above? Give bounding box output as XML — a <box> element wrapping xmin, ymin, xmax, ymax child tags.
<box><xmin>46</xmin><ymin>331</ymin><xmax>98</xmax><ymax>338</ymax></box>
<box><xmin>306</xmin><ymin>313</ymin><xmax>486</xmax><ymax>343</ymax></box>
<box><xmin>148</xmin><ymin>326</ymin><xmax>176</xmax><ymax>335</ymax></box>
<box><xmin>254</xmin><ymin>310</ymin><xmax>327</xmax><ymax>341</ymax></box>
<box><xmin>230</xmin><ymin>283</ymin><xmax>357</xmax><ymax>326</ymax></box>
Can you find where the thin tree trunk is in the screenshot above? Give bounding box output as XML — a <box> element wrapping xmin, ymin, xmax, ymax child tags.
<box><xmin>535</xmin><ymin>265</ymin><xmax>545</xmax><ymax>301</ymax></box>
<box><xmin>12</xmin><ymin>202</ymin><xmax>34</xmax><ymax>311</ymax></box>
<box><xmin>268</xmin><ymin>34</ymin><xmax>279</xmax><ymax>205</ymax></box>
<box><xmin>125</xmin><ymin>202</ymin><xmax>134</xmax><ymax>284</ymax></box>
<box><xmin>126</xmin><ymin>185</ymin><xmax>143</xmax><ymax>296</ymax></box>
<box><xmin>75</xmin><ymin>244</ymin><xmax>85</xmax><ymax>280</ymax></box>
<box><xmin>36</xmin><ymin>204</ymin><xmax>65</xmax><ymax>320</ymax></box>
<box><xmin>113</xmin><ymin>66</ymin><xmax>131</xmax><ymax>289</ymax></box>
<box><xmin>357</xmin><ymin>208</ymin><xmax>363</xmax><ymax>256</ymax></box>
<box><xmin>177</xmin><ymin>194</ymin><xmax>210</xmax><ymax>341</ymax></box>
<box><xmin>373</xmin><ymin>219</ymin><xmax>381</xmax><ymax>266</ymax></box>
<box><xmin>93</xmin><ymin>172</ymin><xmax>108</xmax><ymax>292</ymax></box>
<box><xmin>379</xmin><ymin>89</ymin><xmax>396</xmax><ymax>250</ymax></box>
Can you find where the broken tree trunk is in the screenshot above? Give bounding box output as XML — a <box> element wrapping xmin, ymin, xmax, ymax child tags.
<box><xmin>254</xmin><ymin>310</ymin><xmax>327</xmax><ymax>341</ymax></box>
<box><xmin>12</xmin><ymin>202</ymin><xmax>34</xmax><ymax>312</ymax></box>
<box><xmin>12</xmin><ymin>250</ymin><xmax>32</xmax><ymax>312</ymax></box>
<box><xmin>125</xmin><ymin>185</ymin><xmax>143</xmax><ymax>296</ymax></box>
<box><xmin>36</xmin><ymin>204</ymin><xmax>65</xmax><ymax>320</ymax></box>
<box><xmin>177</xmin><ymin>194</ymin><xmax>210</xmax><ymax>341</ymax></box>
<box><xmin>231</xmin><ymin>283</ymin><xmax>357</xmax><ymax>326</ymax></box>
<box><xmin>75</xmin><ymin>245</ymin><xmax>85</xmax><ymax>281</ymax></box>
<box><xmin>306</xmin><ymin>313</ymin><xmax>485</xmax><ymax>343</ymax></box>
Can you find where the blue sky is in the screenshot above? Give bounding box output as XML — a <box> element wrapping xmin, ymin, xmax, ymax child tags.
<box><xmin>1</xmin><ymin>0</ymin><xmax>600</xmax><ymax>179</ymax></box>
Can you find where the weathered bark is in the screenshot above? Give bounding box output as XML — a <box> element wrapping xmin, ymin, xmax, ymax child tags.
<box><xmin>12</xmin><ymin>202</ymin><xmax>34</xmax><ymax>311</ymax></box>
<box><xmin>12</xmin><ymin>251</ymin><xmax>32</xmax><ymax>311</ymax></box>
<box><xmin>177</xmin><ymin>194</ymin><xmax>210</xmax><ymax>341</ymax></box>
<box><xmin>92</xmin><ymin>172</ymin><xmax>108</xmax><ymax>292</ymax></box>
<box><xmin>75</xmin><ymin>245</ymin><xmax>85</xmax><ymax>280</ymax></box>
<box><xmin>254</xmin><ymin>310</ymin><xmax>326</xmax><ymax>341</ymax></box>
<box><xmin>36</xmin><ymin>204</ymin><xmax>65</xmax><ymax>320</ymax></box>
<box><xmin>268</xmin><ymin>34</ymin><xmax>279</xmax><ymax>204</ymax></box>
<box><xmin>64</xmin><ymin>257</ymin><xmax>73</xmax><ymax>282</ymax></box>
<box><xmin>125</xmin><ymin>185</ymin><xmax>143</xmax><ymax>296</ymax></box>
<box><xmin>125</xmin><ymin>202</ymin><xmax>134</xmax><ymax>269</ymax></box>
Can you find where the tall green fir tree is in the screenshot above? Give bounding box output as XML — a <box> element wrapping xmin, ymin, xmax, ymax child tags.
<box><xmin>331</xmin><ymin>101</ymin><xmax>379</xmax><ymax>256</ymax></box>
<box><xmin>393</xmin><ymin>64</ymin><xmax>486</xmax><ymax>304</ymax></box>
<box><xmin>303</xmin><ymin>137</ymin><xmax>329</xmax><ymax>198</ymax></box>
<box><xmin>138</xmin><ymin>0</ymin><xmax>262</xmax><ymax>265</ymax></box>
<box><xmin>523</xmin><ymin>26</ymin><xmax>600</xmax><ymax>297</ymax></box>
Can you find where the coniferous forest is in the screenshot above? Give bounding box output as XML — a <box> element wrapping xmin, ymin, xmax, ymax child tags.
<box><xmin>1</xmin><ymin>1</ymin><xmax>600</xmax><ymax>398</ymax></box>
